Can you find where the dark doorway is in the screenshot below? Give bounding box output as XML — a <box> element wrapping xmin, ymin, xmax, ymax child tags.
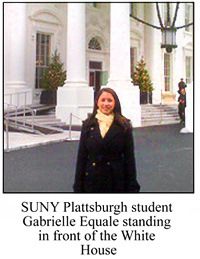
<box><xmin>89</xmin><ymin>61</ymin><xmax>102</xmax><ymax>99</ymax></box>
<box><xmin>94</xmin><ymin>71</ymin><xmax>101</xmax><ymax>99</ymax></box>
<box><xmin>89</xmin><ymin>61</ymin><xmax>108</xmax><ymax>99</ymax></box>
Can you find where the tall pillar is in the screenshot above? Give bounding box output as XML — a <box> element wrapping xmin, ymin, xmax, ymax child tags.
<box><xmin>174</xmin><ymin>3</ymin><xmax>186</xmax><ymax>102</ymax></box>
<box><xmin>144</xmin><ymin>3</ymin><xmax>162</xmax><ymax>104</ymax></box>
<box><xmin>65</xmin><ymin>3</ymin><xmax>87</xmax><ymax>87</ymax></box>
<box><xmin>107</xmin><ymin>3</ymin><xmax>141</xmax><ymax>127</ymax></box>
<box><xmin>56</xmin><ymin>3</ymin><xmax>93</xmax><ymax>125</ymax></box>
<box><xmin>4</xmin><ymin>3</ymin><xmax>32</xmax><ymax>106</ymax></box>
<box><xmin>180</xmin><ymin>82</ymin><xmax>193</xmax><ymax>133</ymax></box>
<box><xmin>108</xmin><ymin>3</ymin><xmax>132</xmax><ymax>85</ymax></box>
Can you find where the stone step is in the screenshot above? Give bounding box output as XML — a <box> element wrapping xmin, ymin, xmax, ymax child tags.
<box><xmin>142</xmin><ymin>113</ymin><xmax>179</xmax><ymax>118</ymax></box>
<box><xmin>142</xmin><ymin>111</ymin><xmax>178</xmax><ymax>116</ymax></box>
<box><xmin>141</xmin><ymin>111</ymin><xmax>179</xmax><ymax>116</ymax></box>
<box><xmin>141</xmin><ymin>107</ymin><xmax>178</xmax><ymax>112</ymax></box>
<box><xmin>142</xmin><ymin>117</ymin><xmax>179</xmax><ymax>122</ymax></box>
<box><xmin>141</xmin><ymin>120</ymin><xmax>180</xmax><ymax>127</ymax></box>
<box><xmin>141</xmin><ymin>104</ymin><xmax>180</xmax><ymax>126</ymax></box>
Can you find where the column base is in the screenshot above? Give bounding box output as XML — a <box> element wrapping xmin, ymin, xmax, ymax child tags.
<box><xmin>56</xmin><ymin>86</ymin><xmax>94</xmax><ymax>125</ymax></box>
<box><xmin>64</xmin><ymin>80</ymin><xmax>88</xmax><ymax>88</ymax></box>
<box><xmin>105</xmin><ymin>82</ymin><xmax>141</xmax><ymax>127</ymax></box>
<box><xmin>6</xmin><ymin>81</ymin><xmax>26</xmax><ymax>88</ymax></box>
<box><xmin>152</xmin><ymin>89</ymin><xmax>162</xmax><ymax>104</ymax></box>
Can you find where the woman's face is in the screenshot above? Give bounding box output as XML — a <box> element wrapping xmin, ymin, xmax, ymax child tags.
<box><xmin>97</xmin><ymin>91</ymin><xmax>115</xmax><ymax>115</ymax></box>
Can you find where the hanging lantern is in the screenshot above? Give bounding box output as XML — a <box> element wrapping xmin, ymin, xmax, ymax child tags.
<box><xmin>161</xmin><ymin>27</ymin><xmax>177</xmax><ymax>53</ymax></box>
<box><xmin>130</xmin><ymin>3</ymin><xmax>193</xmax><ymax>53</ymax></box>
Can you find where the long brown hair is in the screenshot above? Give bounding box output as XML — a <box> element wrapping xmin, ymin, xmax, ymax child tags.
<box><xmin>86</xmin><ymin>88</ymin><xmax>132</xmax><ymax>129</ymax></box>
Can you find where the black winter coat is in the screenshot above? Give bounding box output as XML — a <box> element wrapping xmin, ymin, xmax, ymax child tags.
<box><xmin>73</xmin><ymin>117</ymin><xmax>140</xmax><ymax>193</ymax></box>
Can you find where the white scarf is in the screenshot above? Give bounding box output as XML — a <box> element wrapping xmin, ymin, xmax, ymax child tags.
<box><xmin>95</xmin><ymin>109</ymin><xmax>114</xmax><ymax>138</ymax></box>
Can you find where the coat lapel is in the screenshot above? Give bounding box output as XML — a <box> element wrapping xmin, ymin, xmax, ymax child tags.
<box><xmin>88</xmin><ymin>119</ymin><xmax>123</xmax><ymax>146</ymax></box>
<box><xmin>89</xmin><ymin>119</ymin><xmax>103</xmax><ymax>145</ymax></box>
<box><xmin>103</xmin><ymin>121</ymin><xmax>123</xmax><ymax>145</ymax></box>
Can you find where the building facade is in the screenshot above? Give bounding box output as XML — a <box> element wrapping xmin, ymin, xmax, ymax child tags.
<box><xmin>4</xmin><ymin>3</ymin><xmax>193</xmax><ymax>126</ymax></box>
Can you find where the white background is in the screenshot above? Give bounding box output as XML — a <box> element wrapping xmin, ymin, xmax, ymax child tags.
<box><xmin>1</xmin><ymin>0</ymin><xmax>199</xmax><ymax>258</ymax></box>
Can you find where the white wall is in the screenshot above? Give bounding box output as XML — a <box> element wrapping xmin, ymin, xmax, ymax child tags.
<box><xmin>4</xmin><ymin>3</ymin><xmax>193</xmax><ymax>108</ymax></box>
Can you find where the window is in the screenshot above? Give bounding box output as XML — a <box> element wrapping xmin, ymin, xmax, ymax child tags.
<box><xmin>186</xmin><ymin>56</ymin><xmax>192</xmax><ymax>84</ymax></box>
<box><xmin>89</xmin><ymin>61</ymin><xmax>102</xmax><ymax>88</ymax></box>
<box><xmin>164</xmin><ymin>53</ymin><xmax>171</xmax><ymax>92</ymax></box>
<box><xmin>89</xmin><ymin>61</ymin><xmax>102</xmax><ymax>70</ymax></box>
<box><xmin>130</xmin><ymin>3</ymin><xmax>137</xmax><ymax>16</ymax></box>
<box><xmin>88</xmin><ymin>3</ymin><xmax>97</xmax><ymax>8</ymax></box>
<box><xmin>88</xmin><ymin>37</ymin><xmax>102</xmax><ymax>50</ymax></box>
<box><xmin>35</xmin><ymin>33</ymin><xmax>51</xmax><ymax>89</ymax></box>
<box><xmin>130</xmin><ymin>47</ymin><xmax>137</xmax><ymax>76</ymax></box>
<box><xmin>185</xmin><ymin>4</ymin><xmax>192</xmax><ymax>32</ymax></box>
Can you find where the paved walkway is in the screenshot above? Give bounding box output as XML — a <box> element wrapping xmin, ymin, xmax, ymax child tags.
<box><xmin>4</xmin><ymin>123</ymin><xmax>191</xmax><ymax>152</ymax></box>
<box><xmin>4</xmin><ymin>124</ymin><xmax>194</xmax><ymax>193</ymax></box>
<box><xmin>4</xmin><ymin>130</ymin><xmax>81</xmax><ymax>152</ymax></box>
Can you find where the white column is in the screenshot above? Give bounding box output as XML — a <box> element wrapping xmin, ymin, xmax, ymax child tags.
<box><xmin>107</xmin><ymin>3</ymin><xmax>141</xmax><ymax>127</ymax></box>
<box><xmin>108</xmin><ymin>3</ymin><xmax>132</xmax><ymax>86</ymax></box>
<box><xmin>174</xmin><ymin>3</ymin><xmax>186</xmax><ymax>96</ymax></box>
<box><xmin>64</xmin><ymin>3</ymin><xmax>87</xmax><ymax>87</ymax></box>
<box><xmin>180</xmin><ymin>82</ymin><xmax>193</xmax><ymax>133</ymax></box>
<box><xmin>56</xmin><ymin>3</ymin><xmax>93</xmax><ymax>125</ymax></box>
<box><xmin>5</xmin><ymin>3</ymin><xmax>27</xmax><ymax>89</ymax></box>
<box><xmin>144</xmin><ymin>3</ymin><xmax>163</xmax><ymax>104</ymax></box>
<box><xmin>4</xmin><ymin>3</ymin><xmax>32</xmax><ymax>106</ymax></box>
<box><xmin>174</xmin><ymin>4</ymin><xmax>186</xmax><ymax>102</ymax></box>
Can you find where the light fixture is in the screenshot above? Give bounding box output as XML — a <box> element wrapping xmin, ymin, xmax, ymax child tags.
<box><xmin>161</xmin><ymin>27</ymin><xmax>177</xmax><ymax>53</ymax></box>
<box><xmin>130</xmin><ymin>3</ymin><xmax>193</xmax><ymax>53</ymax></box>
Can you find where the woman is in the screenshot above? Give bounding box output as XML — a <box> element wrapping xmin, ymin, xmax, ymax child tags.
<box><xmin>73</xmin><ymin>88</ymin><xmax>140</xmax><ymax>193</ymax></box>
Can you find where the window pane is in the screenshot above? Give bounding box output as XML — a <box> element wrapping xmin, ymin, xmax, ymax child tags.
<box><xmin>89</xmin><ymin>61</ymin><xmax>102</xmax><ymax>70</ymax></box>
<box><xmin>89</xmin><ymin>72</ymin><xmax>95</xmax><ymax>86</ymax></box>
<box><xmin>186</xmin><ymin>56</ymin><xmax>192</xmax><ymax>83</ymax></box>
<box><xmin>41</xmin><ymin>34</ymin><xmax>45</xmax><ymax>44</ymax></box>
<box><xmin>185</xmin><ymin>4</ymin><xmax>192</xmax><ymax>32</ymax></box>
<box><xmin>41</xmin><ymin>45</ymin><xmax>45</xmax><ymax>56</ymax></box>
<box><xmin>36</xmin><ymin>33</ymin><xmax>40</xmax><ymax>44</ymax></box>
<box><xmin>88</xmin><ymin>3</ymin><xmax>97</xmax><ymax>8</ymax></box>
<box><xmin>101</xmin><ymin>71</ymin><xmax>108</xmax><ymax>85</ymax></box>
<box><xmin>35</xmin><ymin>32</ymin><xmax>51</xmax><ymax>89</ymax></box>
<box><xmin>164</xmin><ymin>53</ymin><xmax>171</xmax><ymax>91</ymax></box>
<box><xmin>46</xmin><ymin>35</ymin><xmax>50</xmax><ymax>43</ymax></box>
<box><xmin>130</xmin><ymin>3</ymin><xmax>137</xmax><ymax>16</ymax></box>
<box><xmin>130</xmin><ymin>47</ymin><xmax>137</xmax><ymax>75</ymax></box>
<box><xmin>88</xmin><ymin>37</ymin><xmax>102</xmax><ymax>50</ymax></box>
